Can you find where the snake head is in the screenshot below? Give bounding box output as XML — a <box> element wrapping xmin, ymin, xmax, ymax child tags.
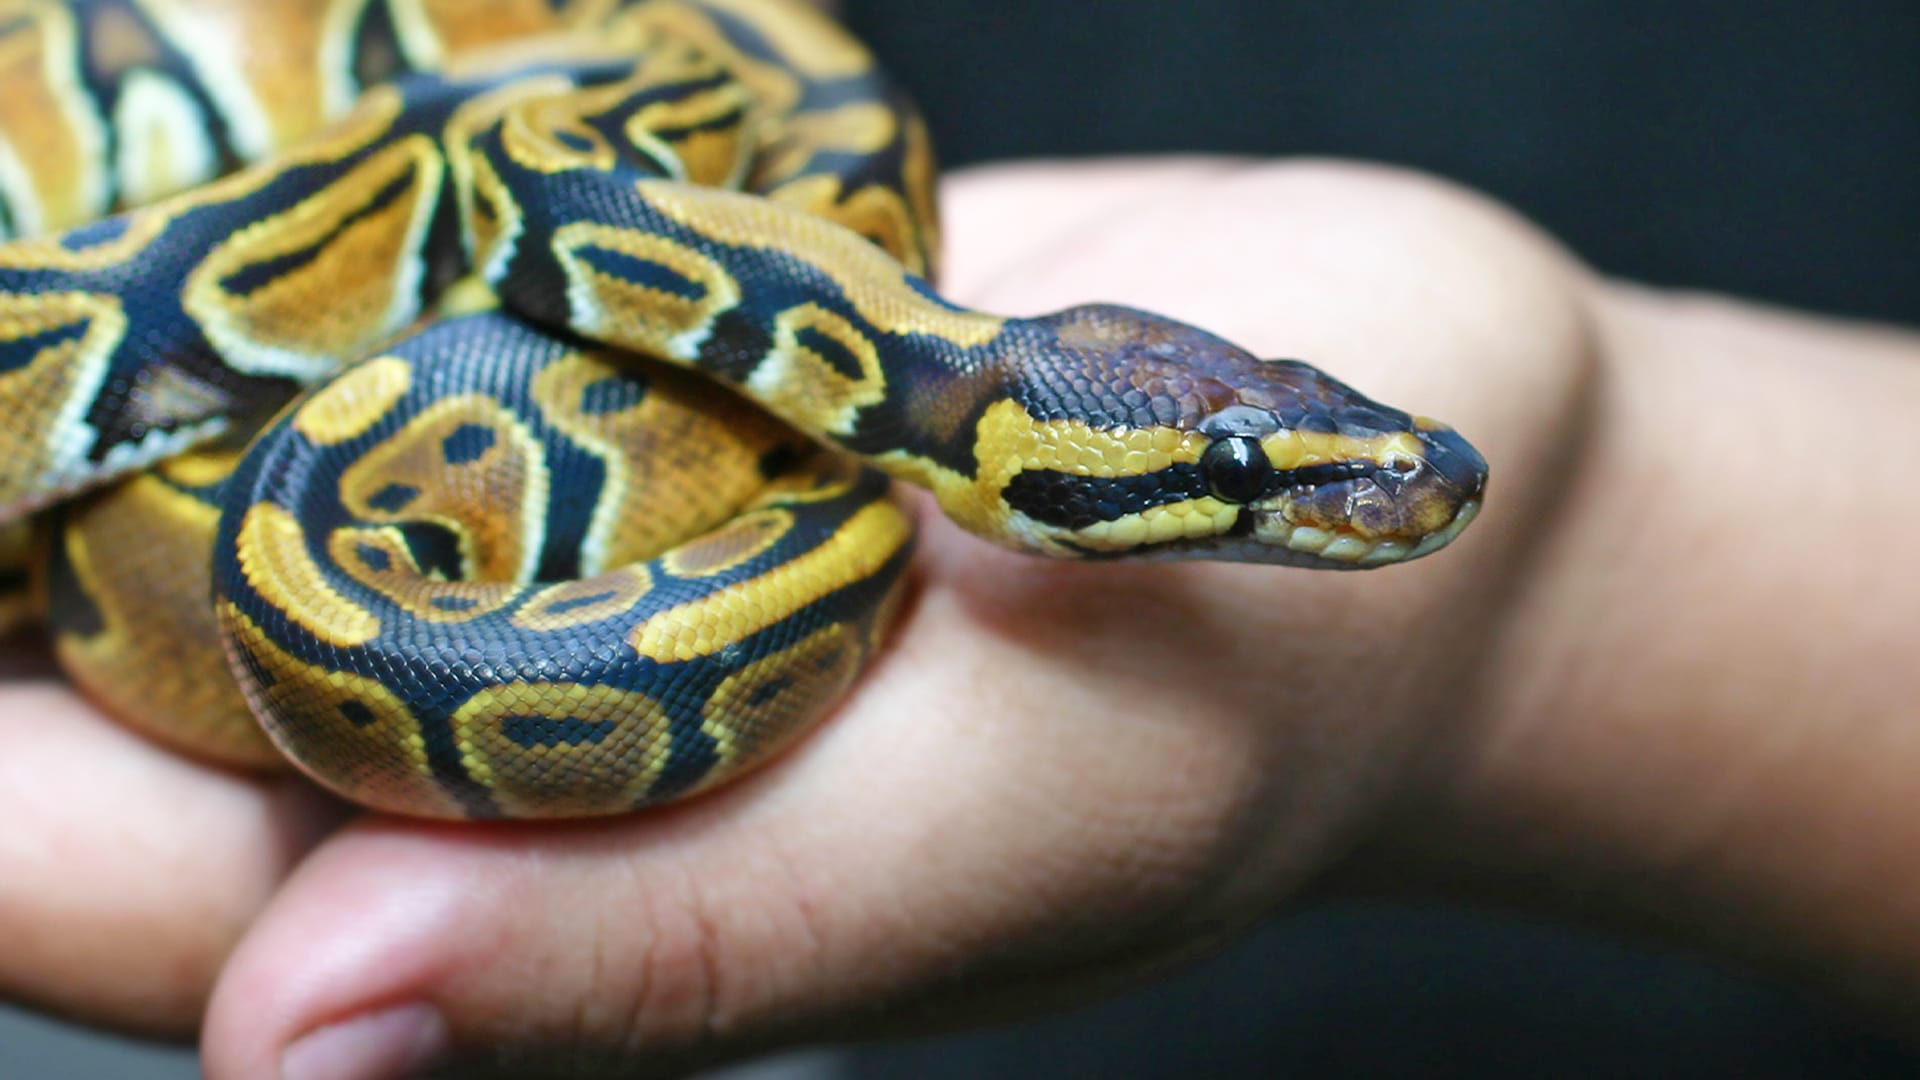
<box><xmin>994</xmin><ymin>305</ymin><xmax>1487</xmax><ymax>568</ymax></box>
<box><xmin>1187</xmin><ymin>373</ymin><xmax>1487</xmax><ymax>568</ymax></box>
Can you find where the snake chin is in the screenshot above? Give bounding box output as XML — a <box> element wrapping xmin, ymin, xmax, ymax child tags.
<box><xmin>1251</xmin><ymin>497</ymin><xmax>1482</xmax><ymax>569</ymax></box>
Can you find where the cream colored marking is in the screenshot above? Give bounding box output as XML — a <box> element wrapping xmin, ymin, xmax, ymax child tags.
<box><xmin>636</xmin><ymin>180</ymin><xmax>1004</xmax><ymax>349</ymax></box>
<box><xmin>501</xmin><ymin>85</ymin><xmax>618</xmax><ymax>175</ymax></box>
<box><xmin>700</xmin><ymin>620</ymin><xmax>862</xmax><ymax>771</ymax></box>
<box><xmin>512</xmin><ymin>566</ymin><xmax>654</xmax><ymax>632</ymax></box>
<box><xmin>660</xmin><ymin>509</ymin><xmax>791</xmax><ymax>578</ymax></box>
<box><xmin>0</xmin><ymin>290</ymin><xmax>127</xmax><ymax>514</ymax></box>
<box><xmin>1259</xmin><ymin>429</ymin><xmax>1424</xmax><ymax>472</ymax></box>
<box><xmin>235</xmin><ymin>503</ymin><xmax>380</xmax><ymax>647</ymax></box>
<box><xmin>134</xmin><ymin>0</ymin><xmax>369</xmax><ymax>159</ymax></box>
<box><xmin>451</xmin><ymin>681</ymin><xmax>670</xmax><ymax>819</ymax></box>
<box><xmin>221</xmin><ymin>604</ymin><xmax>461</xmax><ymax>818</ymax></box>
<box><xmin>338</xmin><ymin>394</ymin><xmax>549</xmax><ymax>587</ymax></box>
<box><xmin>748</xmin><ymin>303</ymin><xmax>887</xmax><ymax>436</ymax></box>
<box><xmin>632</xmin><ymin>500</ymin><xmax>910</xmax><ymax>663</ymax></box>
<box><xmin>326</xmin><ymin>524</ymin><xmax>524</xmax><ymax>625</ymax></box>
<box><xmin>444</xmin><ymin>73</ymin><xmax>574</xmax><ymax>275</ymax></box>
<box><xmin>184</xmin><ymin>135</ymin><xmax>445</xmax><ymax>381</ymax></box>
<box><xmin>529</xmin><ymin>348</ymin><xmax>787</xmax><ymax>573</ymax></box>
<box><xmin>0</xmin><ymin>82</ymin><xmax>402</xmax><ymax>272</ymax></box>
<box><xmin>294</xmin><ymin>355</ymin><xmax>413</xmax><ymax>445</ymax></box>
<box><xmin>112</xmin><ymin>68</ymin><xmax>217</xmax><ymax>206</ymax></box>
<box><xmin>0</xmin><ymin>2</ymin><xmax>110</xmax><ymax>233</ymax></box>
<box><xmin>123</xmin><ymin>363</ymin><xmax>233</xmax><ymax>427</ymax></box>
<box><xmin>462</xmin><ymin>127</ymin><xmax>527</xmax><ymax>285</ymax></box>
<box><xmin>552</xmin><ymin>220</ymin><xmax>741</xmax><ymax>360</ymax></box>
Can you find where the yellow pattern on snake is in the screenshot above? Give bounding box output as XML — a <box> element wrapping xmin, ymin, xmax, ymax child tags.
<box><xmin>0</xmin><ymin>0</ymin><xmax>1488</xmax><ymax>819</ymax></box>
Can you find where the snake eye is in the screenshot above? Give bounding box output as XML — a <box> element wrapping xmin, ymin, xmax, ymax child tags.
<box><xmin>1202</xmin><ymin>436</ymin><xmax>1272</xmax><ymax>503</ymax></box>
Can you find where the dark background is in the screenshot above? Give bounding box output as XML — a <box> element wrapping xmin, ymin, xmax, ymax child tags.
<box><xmin>837</xmin><ymin>1</ymin><xmax>1920</xmax><ymax>1077</ymax></box>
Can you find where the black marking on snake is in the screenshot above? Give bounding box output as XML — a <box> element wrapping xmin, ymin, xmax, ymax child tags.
<box><xmin>696</xmin><ymin>307</ymin><xmax>777</xmax><ymax>384</ymax></box>
<box><xmin>1278</xmin><ymin>461</ymin><xmax>1375</xmax><ymax>489</ymax></box>
<box><xmin>533</xmin><ymin>447</ymin><xmax>607</xmax><ymax>584</ymax></box>
<box><xmin>338</xmin><ymin>701</ymin><xmax>377</xmax><ymax>728</ymax></box>
<box><xmin>408</xmin><ymin>693</ymin><xmax>501</xmax><ymax>819</ymax></box>
<box><xmin>592</xmin><ymin>69</ymin><xmax>735</xmax><ymax>130</ymax></box>
<box><xmin>59</xmin><ymin>215</ymin><xmax>134</xmax><ymax>251</ymax></box>
<box><xmin>356</xmin><ymin>543</ymin><xmax>392</xmax><ymax>572</ymax></box>
<box><xmin>40</xmin><ymin>519</ymin><xmax>105</xmax><ymax>639</ymax></box>
<box><xmin>366</xmin><ymin>482</ymin><xmax>420</xmax><ymax>512</ymax></box>
<box><xmin>747</xmin><ymin>675</ymin><xmax>794</xmax><ymax>708</ymax></box>
<box><xmin>1003</xmin><ymin>465</ymin><xmax>1209</xmax><ymax>530</ymax></box>
<box><xmin>543</xmin><ymin>590</ymin><xmax>617</xmax><ymax>616</ymax></box>
<box><xmin>792</xmin><ymin>325</ymin><xmax>866</xmax><ymax>382</ymax></box>
<box><xmin>228</xmin><ymin>638</ymin><xmax>276</xmax><ymax>691</ymax></box>
<box><xmin>349</xmin><ymin>0</ymin><xmax>407</xmax><ymax>90</ymax></box>
<box><xmin>440</xmin><ymin>423</ymin><xmax>496</xmax><ymax>465</ymax></box>
<box><xmin>90</xmin><ymin>1</ymin><xmax>246</xmax><ymax>179</ymax></box>
<box><xmin>0</xmin><ymin>318</ymin><xmax>90</xmax><ymax>374</ymax></box>
<box><xmin>502</xmin><ymin>714</ymin><xmax>613</xmax><ymax>749</ymax></box>
<box><xmin>217</xmin><ymin>167</ymin><xmax>421</xmax><ymax>295</ymax></box>
<box><xmin>469</xmin><ymin>175</ymin><xmax>501</xmax><ymax>225</ymax></box>
<box><xmin>578</xmin><ymin>374</ymin><xmax>648</xmax><ymax>415</ymax></box>
<box><xmin>395</xmin><ymin>522</ymin><xmax>465</xmax><ymax>581</ymax></box>
<box><xmin>573</xmin><ymin>244</ymin><xmax>707</xmax><ymax>301</ymax></box>
<box><xmin>838</xmin><ymin>356</ymin><xmax>999</xmax><ymax>477</ymax></box>
<box><xmin>429</xmin><ymin>595</ymin><xmax>478</xmax><ymax>613</ymax></box>
<box><xmin>756</xmin><ymin>442</ymin><xmax>801</xmax><ymax>480</ymax></box>
<box><xmin>647</xmin><ymin>104</ymin><xmax>752</xmax><ymax>145</ymax></box>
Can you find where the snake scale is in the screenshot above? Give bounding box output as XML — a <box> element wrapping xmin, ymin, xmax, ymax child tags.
<box><xmin>0</xmin><ymin>0</ymin><xmax>1487</xmax><ymax>820</ymax></box>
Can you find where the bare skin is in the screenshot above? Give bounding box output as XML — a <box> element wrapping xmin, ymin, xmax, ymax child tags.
<box><xmin>0</xmin><ymin>158</ymin><xmax>1914</xmax><ymax>1079</ymax></box>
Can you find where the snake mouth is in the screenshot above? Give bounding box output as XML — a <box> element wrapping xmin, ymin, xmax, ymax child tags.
<box><xmin>1257</xmin><ymin>496</ymin><xmax>1481</xmax><ymax>569</ymax></box>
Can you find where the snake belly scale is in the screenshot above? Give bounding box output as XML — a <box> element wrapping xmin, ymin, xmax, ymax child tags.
<box><xmin>0</xmin><ymin>0</ymin><xmax>1488</xmax><ymax>819</ymax></box>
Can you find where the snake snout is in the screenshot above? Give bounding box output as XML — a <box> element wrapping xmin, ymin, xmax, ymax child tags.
<box><xmin>1255</xmin><ymin>416</ymin><xmax>1486</xmax><ymax>568</ymax></box>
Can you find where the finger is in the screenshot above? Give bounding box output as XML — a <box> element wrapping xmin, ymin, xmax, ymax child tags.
<box><xmin>203</xmin><ymin>159</ymin><xmax>1590</xmax><ymax>1079</ymax></box>
<box><xmin>0</xmin><ymin>637</ymin><xmax>341</xmax><ymax>1037</ymax></box>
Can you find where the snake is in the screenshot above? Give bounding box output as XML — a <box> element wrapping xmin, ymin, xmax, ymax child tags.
<box><xmin>0</xmin><ymin>0</ymin><xmax>1487</xmax><ymax>820</ymax></box>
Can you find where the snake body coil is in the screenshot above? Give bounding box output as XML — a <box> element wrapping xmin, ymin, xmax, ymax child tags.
<box><xmin>0</xmin><ymin>0</ymin><xmax>1487</xmax><ymax>819</ymax></box>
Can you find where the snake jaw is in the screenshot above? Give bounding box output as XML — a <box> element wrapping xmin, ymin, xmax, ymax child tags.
<box><xmin>1241</xmin><ymin>418</ymin><xmax>1488</xmax><ymax>569</ymax></box>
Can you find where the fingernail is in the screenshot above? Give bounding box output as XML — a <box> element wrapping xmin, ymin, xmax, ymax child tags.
<box><xmin>281</xmin><ymin>1003</ymin><xmax>449</xmax><ymax>1080</ymax></box>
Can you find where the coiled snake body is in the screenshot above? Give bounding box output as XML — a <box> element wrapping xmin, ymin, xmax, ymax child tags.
<box><xmin>0</xmin><ymin>0</ymin><xmax>1487</xmax><ymax>819</ymax></box>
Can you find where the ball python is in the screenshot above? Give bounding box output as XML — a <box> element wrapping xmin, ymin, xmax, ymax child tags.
<box><xmin>0</xmin><ymin>0</ymin><xmax>1488</xmax><ymax>820</ymax></box>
